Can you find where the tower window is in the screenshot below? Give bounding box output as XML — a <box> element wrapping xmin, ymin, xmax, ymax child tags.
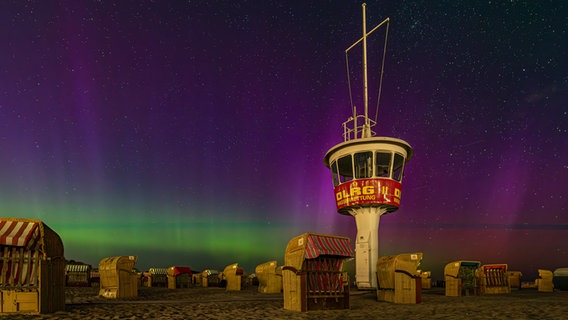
<box><xmin>354</xmin><ymin>151</ymin><xmax>373</xmax><ymax>179</ymax></box>
<box><xmin>337</xmin><ymin>155</ymin><xmax>353</xmax><ymax>183</ymax></box>
<box><xmin>393</xmin><ymin>153</ymin><xmax>405</xmax><ymax>181</ymax></box>
<box><xmin>330</xmin><ymin>161</ymin><xmax>340</xmax><ymax>187</ymax></box>
<box><xmin>375</xmin><ymin>151</ymin><xmax>392</xmax><ymax>178</ymax></box>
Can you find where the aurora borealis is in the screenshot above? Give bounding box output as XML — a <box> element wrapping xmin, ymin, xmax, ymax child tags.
<box><xmin>1</xmin><ymin>1</ymin><xmax>566</xmax><ymax>280</ymax></box>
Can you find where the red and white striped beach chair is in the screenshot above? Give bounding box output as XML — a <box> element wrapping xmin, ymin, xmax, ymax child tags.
<box><xmin>282</xmin><ymin>233</ymin><xmax>353</xmax><ymax>312</ymax></box>
<box><xmin>0</xmin><ymin>218</ymin><xmax>65</xmax><ymax>314</ymax></box>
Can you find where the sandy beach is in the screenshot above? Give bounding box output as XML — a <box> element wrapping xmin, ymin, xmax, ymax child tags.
<box><xmin>1</xmin><ymin>286</ymin><xmax>566</xmax><ymax>320</ymax></box>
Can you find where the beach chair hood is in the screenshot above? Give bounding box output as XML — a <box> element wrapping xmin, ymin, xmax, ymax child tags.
<box><xmin>285</xmin><ymin>233</ymin><xmax>353</xmax><ymax>271</ymax></box>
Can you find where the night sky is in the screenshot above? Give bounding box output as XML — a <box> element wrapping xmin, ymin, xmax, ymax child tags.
<box><xmin>1</xmin><ymin>1</ymin><xmax>566</xmax><ymax>281</ymax></box>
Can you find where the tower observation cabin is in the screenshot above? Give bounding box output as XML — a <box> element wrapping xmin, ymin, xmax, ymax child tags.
<box><xmin>323</xmin><ymin>4</ymin><xmax>413</xmax><ymax>290</ymax></box>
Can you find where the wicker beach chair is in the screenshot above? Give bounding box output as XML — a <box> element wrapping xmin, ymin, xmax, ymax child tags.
<box><xmin>98</xmin><ymin>256</ymin><xmax>138</xmax><ymax>299</ymax></box>
<box><xmin>444</xmin><ymin>260</ymin><xmax>481</xmax><ymax>296</ymax></box>
<box><xmin>0</xmin><ymin>218</ymin><xmax>65</xmax><ymax>314</ymax></box>
<box><xmin>376</xmin><ymin>253</ymin><xmax>423</xmax><ymax>304</ymax></box>
<box><xmin>256</xmin><ymin>260</ymin><xmax>282</xmax><ymax>293</ymax></box>
<box><xmin>282</xmin><ymin>233</ymin><xmax>353</xmax><ymax>312</ymax></box>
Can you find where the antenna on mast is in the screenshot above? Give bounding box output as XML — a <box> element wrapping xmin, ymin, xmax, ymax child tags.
<box><xmin>345</xmin><ymin>4</ymin><xmax>390</xmax><ymax>140</ymax></box>
<box><xmin>362</xmin><ymin>3</ymin><xmax>370</xmax><ymax>138</ymax></box>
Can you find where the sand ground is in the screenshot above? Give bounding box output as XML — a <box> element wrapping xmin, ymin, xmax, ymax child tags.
<box><xmin>1</xmin><ymin>286</ymin><xmax>566</xmax><ymax>319</ymax></box>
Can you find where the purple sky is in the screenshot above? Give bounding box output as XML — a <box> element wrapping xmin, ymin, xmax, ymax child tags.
<box><xmin>0</xmin><ymin>1</ymin><xmax>566</xmax><ymax>280</ymax></box>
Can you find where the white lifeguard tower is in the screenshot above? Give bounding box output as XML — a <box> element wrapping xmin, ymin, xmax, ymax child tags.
<box><xmin>323</xmin><ymin>4</ymin><xmax>413</xmax><ymax>290</ymax></box>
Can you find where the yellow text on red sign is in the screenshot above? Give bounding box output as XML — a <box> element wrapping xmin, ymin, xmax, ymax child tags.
<box><xmin>334</xmin><ymin>179</ymin><xmax>402</xmax><ymax>209</ymax></box>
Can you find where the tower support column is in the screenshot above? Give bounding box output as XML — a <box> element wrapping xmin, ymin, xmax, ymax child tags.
<box><xmin>350</xmin><ymin>207</ymin><xmax>388</xmax><ymax>289</ymax></box>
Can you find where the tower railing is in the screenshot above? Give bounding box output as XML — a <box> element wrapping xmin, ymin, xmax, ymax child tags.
<box><xmin>342</xmin><ymin>115</ymin><xmax>376</xmax><ymax>141</ymax></box>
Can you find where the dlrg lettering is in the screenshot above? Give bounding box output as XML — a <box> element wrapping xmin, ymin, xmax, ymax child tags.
<box><xmin>335</xmin><ymin>185</ymin><xmax>402</xmax><ymax>203</ymax></box>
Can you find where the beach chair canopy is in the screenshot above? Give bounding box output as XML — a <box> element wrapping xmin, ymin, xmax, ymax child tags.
<box><xmin>168</xmin><ymin>266</ymin><xmax>191</xmax><ymax>276</ymax></box>
<box><xmin>285</xmin><ymin>233</ymin><xmax>353</xmax><ymax>270</ymax></box>
<box><xmin>66</xmin><ymin>264</ymin><xmax>91</xmax><ymax>272</ymax></box>
<box><xmin>378</xmin><ymin>253</ymin><xmax>423</xmax><ymax>274</ymax></box>
<box><xmin>256</xmin><ymin>260</ymin><xmax>279</xmax><ymax>275</ymax></box>
<box><xmin>303</xmin><ymin>234</ymin><xmax>352</xmax><ymax>259</ymax></box>
<box><xmin>554</xmin><ymin>268</ymin><xmax>568</xmax><ymax>277</ymax></box>
<box><xmin>149</xmin><ymin>267</ymin><xmax>168</xmax><ymax>275</ymax></box>
<box><xmin>0</xmin><ymin>218</ymin><xmax>63</xmax><ymax>258</ymax></box>
<box><xmin>444</xmin><ymin>260</ymin><xmax>481</xmax><ymax>278</ymax></box>
<box><xmin>202</xmin><ymin>269</ymin><xmax>219</xmax><ymax>276</ymax></box>
<box><xmin>538</xmin><ymin>269</ymin><xmax>553</xmax><ymax>278</ymax></box>
<box><xmin>224</xmin><ymin>263</ymin><xmax>244</xmax><ymax>276</ymax></box>
<box><xmin>99</xmin><ymin>256</ymin><xmax>137</xmax><ymax>273</ymax></box>
<box><xmin>0</xmin><ymin>218</ymin><xmax>64</xmax><ymax>287</ymax></box>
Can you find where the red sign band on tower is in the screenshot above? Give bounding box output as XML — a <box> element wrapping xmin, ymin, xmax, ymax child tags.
<box><xmin>333</xmin><ymin>178</ymin><xmax>402</xmax><ymax>212</ymax></box>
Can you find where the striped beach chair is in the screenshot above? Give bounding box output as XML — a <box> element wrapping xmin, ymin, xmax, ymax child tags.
<box><xmin>0</xmin><ymin>218</ymin><xmax>65</xmax><ymax>314</ymax></box>
<box><xmin>282</xmin><ymin>233</ymin><xmax>353</xmax><ymax>312</ymax></box>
